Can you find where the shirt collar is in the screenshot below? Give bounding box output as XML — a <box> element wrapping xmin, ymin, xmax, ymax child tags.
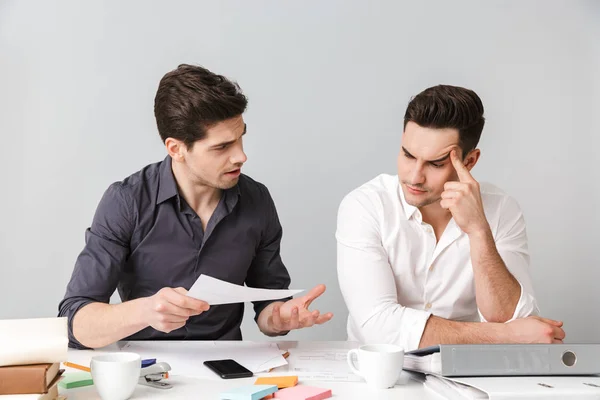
<box><xmin>397</xmin><ymin>179</ymin><xmax>420</xmax><ymax>222</ymax></box>
<box><xmin>157</xmin><ymin>155</ymin><xmax>242</xmax><ymax>208</ymax></box>
<box><xmin>224</xmin><ymin>182</ymin><xmax>241</xmax><ymax>212</ymax></box>
<box><xmin>157</xmin><ymin>156</ymin><xmax>178</xmax><ymax>205</ymax></box>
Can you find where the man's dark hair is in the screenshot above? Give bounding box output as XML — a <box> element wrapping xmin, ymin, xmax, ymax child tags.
<box><xmin>154</xmin><ymin>64</ymin><xmax>248</xmax><ymax>148</ymax></box>
<box><xmin>403</xmin><ymin>85</ymin><xmax>485</xmax><ymax>155</ymax></box>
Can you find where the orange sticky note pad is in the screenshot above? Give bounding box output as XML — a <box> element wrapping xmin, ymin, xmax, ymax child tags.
<box><xmin>255</xmin><ymin>376</ymin><xmax>298</xmax><ymax>389</ymax></box>
<box><xmin>274</xmin><ymin>385</ymin><xmax>332</xmax><ymax>400</ymax></box>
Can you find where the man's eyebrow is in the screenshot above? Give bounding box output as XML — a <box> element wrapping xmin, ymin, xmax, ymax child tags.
<box><xmin>210</xmin><ymin>124</ymin><xmax>247</xmax><ymax>148</ymax></box>
<box><xmin>402</xmin><ymin>147</ymin><xmax>451</xmax><ymax>163</ymax></box>
<box><xmin>429</xmin><ymin>152</ymin><xmax>451</xmax><ymax>163</ymax></box>
<box><xmin>401</xmin><ymin>147</ymin><xmax>415</xmax><ymax>158</ymax></box>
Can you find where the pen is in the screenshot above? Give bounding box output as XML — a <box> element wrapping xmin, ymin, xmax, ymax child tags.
<box><xmin>63</xmin><ymin>361</ymin><xmax>91</xmax><ymax>372</ymax></box>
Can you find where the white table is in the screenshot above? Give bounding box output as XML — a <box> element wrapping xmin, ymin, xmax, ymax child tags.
<box><xmin>60</xmin><ymin>341</ymin><xmax>437</xmax><ymax>400</ymax></box>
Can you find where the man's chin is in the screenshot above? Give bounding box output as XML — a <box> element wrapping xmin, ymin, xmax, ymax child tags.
<box><xmin>218</xmin><ymin>177</ymin><xmax>240</xmax><ymax>190</ymax></box>
<box><xmin>404</xmin><ymin>192</ymin><xmax>439</xmax><ymax>208</ymax></box>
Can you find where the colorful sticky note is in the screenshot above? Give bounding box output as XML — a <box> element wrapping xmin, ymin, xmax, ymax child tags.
<box><xmin>58</xmin><ymin>372</ymin><xmax>94</xmax><ymax>389</ymax></box>
<box><xmin>220</xmin><ymin>384</ymin><xmax>278</xmax><ymax>400</ymax></box>
<box><xmin>255</xmin><ymin>376</ymin><xmax>298</xmax><ymax>389</ymax></box>
<box><xmin>274</xmin><ymin>385</ymin><xmax>332</xmax><ymax>400</ymax></box>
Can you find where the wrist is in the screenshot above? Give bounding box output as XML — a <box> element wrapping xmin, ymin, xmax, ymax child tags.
<box><xmin>490</xmin><ymin>321</ymin><xmax>512</xmax><ymax>343</ymax></box>
<box><xmin>468</xmin><ymin>224</ymin><xmax>492</xmax><ymax>241</ymax></box>
<box><xmin>134</xmin><ymin>297</ymin><xmax>152</xmax><ymax>328</ymax></box>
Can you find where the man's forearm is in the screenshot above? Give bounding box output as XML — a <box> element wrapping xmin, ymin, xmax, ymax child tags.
<box><xmin>72</xmin><ymin>299</ymin><xmax>149</xmax><ymax>349</ymax></box>
<box><xmin>419</xmin><ymin>315</ymin><xmax>509</xmax><ymax>348</ymax></box>
<box><xmin>469</xmin><ymin>228</ymin><xmax>521</xmax><ymax>322</ymax></box>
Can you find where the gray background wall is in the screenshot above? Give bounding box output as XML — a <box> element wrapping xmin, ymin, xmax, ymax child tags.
<box><xmin>0</xmin><ymin>0</ymin><xmax>598</xmax><ymax>342</ymax></box>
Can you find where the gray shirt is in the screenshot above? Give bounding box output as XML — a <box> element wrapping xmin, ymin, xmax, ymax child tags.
<box><xmin>58</xmin><ymin>156</ymin><xmax>291</xmax><ymax>348</ymax></box>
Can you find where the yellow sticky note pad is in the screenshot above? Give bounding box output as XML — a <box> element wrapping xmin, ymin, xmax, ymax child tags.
<box><xmin>255</xmin><ymin>376</ymin><xmax>298</xmax><ymax>389</ymax></box>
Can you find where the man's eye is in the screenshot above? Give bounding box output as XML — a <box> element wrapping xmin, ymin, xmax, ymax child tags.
<box><xmin>217</xmin><ymin>144</ymin><xmax>229</xmax><ymax>150</ymax></box>
<box><xmin>430</xmin><ymin>162</ymin><xmax>444</xmax><ymax>168</ymax></box>
<box><xmin>403</xmin><ymin>152</ymin><xmax>415</xmax><ymax>159</ymax></box>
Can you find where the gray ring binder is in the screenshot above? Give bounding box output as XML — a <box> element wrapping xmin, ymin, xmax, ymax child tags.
<box><xmin>404</xmin><ymin>344</ymin><xmax>600</xmax><ymax>376</ymax></box>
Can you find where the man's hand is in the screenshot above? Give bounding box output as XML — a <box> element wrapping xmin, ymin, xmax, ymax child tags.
<box><xmin>266</xmin><ymin>284</ymin><xmax>333</xmax><ymax>334</ymax></box>
<box><xmin>506</xmin><ymin>316</ymin><xmax>566</xmax><ymax>344</ymax></box>
<box><xmin>441</xmin><ymin>149</ymin><xmax>489</xmax><ymax>235</ymax></box>
<box><xmin>143</xmin><ymin>287</ymin><xmax>210</xmax><ymax>333</ymax></box>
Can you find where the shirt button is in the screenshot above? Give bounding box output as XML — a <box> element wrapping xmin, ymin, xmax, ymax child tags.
<box><xmin>425</xmin><ymin>302</ymin><xmax>432</xmax><ymax>310</ymax></box>
<box><xmin>429</xmin><ymin>265</ymin><xmax>434</xmax><ymax>271</ymax></box>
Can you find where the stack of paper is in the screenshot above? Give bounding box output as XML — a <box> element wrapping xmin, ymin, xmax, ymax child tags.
<box><xmin>404</xmin><ymin>352</ymin><xmax>442</xmax><ymax>375</ymax></box>
<box><xmin>0</xmin><ymin>318</ymin><xmax>68</xmax><ymax>400</ymax></box>
<box><xmin>0</xmin><ymin>318</ymin><xmax>68</xmax><ymax>367</ymax></box>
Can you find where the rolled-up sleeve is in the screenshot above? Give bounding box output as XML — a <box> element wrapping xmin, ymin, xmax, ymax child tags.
<box><xmin>479</xmin><ymin>195</ymin><xmax>539</xmax><ymax>322</ymax></box>
<box><xmin>58</xmin><ymin>183</ymin><xmax>134</xmax><ymax>348</ymax></box>
<box><xmin>336</xmin><ymin>192</ymin><xmax>430</xmax><ymax>351</ymax></box>
<box><xmin>245</xmin><ymin>187</ymin><xmax>292</xmax><ymax>322</ymax></box>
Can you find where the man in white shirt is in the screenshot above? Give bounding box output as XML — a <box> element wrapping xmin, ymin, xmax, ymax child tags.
<box><xmin>336</xmin><ymin>85</ymin><xmax>565</xmax><ymax>351</ymax></box>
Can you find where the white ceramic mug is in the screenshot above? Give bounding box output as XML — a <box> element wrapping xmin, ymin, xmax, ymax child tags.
<box><xmin>90</xmin><ymin>352</ymin><xmax>141</xmax><ymax>400</ymax></box>
<box><xmin>347</xmin><ymin>344</ymin><xmax>404</xmax><ymax>389</ymax></box>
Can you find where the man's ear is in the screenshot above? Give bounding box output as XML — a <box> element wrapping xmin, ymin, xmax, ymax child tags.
<box><xmin>464</xmin><ymin>148</ymin><xmax>481</xmax><ymax>172</ymax></box>
<box><xmin>165</xmin><ymin>137</ymin><xmax>186</xmax><ymax>162</ymax></box>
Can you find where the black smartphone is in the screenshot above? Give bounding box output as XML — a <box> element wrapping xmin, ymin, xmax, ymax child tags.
<box><xmin>203</xmin><ymin>359</ymin><xmax>253</xmax><ymax>379</ymax></box>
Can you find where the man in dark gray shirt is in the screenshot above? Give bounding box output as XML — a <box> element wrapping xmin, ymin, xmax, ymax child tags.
<box><xmin>59</xmin><ymin>64</ymin><xmax>333</xmax><ymax>349</ymax></box>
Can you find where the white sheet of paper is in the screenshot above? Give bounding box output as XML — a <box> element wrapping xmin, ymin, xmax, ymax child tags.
<box><xmin>283</xmin><ymin>349</ymin><xmax>363</xmax><ymax>382</ymax></box>
<box><xmin>424</xmin><ymin>375</ymin><xmax>487</xmax><ymax>400</ymax></box>
<box><xmin>447</xmin><ymin>375</ymin><xmax>600</xmax><ymax>399</ymax></box>
<box><xmin>118</xmin><ymin>341</ymin><xmax>288</xmax><ymax>379</ymax></box>
<box><xmin>187</xmin><ymin>275</ymin><xmax>303</xmax><ymax>305</ymax></box>
<box><xmin>0</xmin><ymin>317</ymin><xmax>68</xmax><ymax>367</ymax></box>
<box><xmin>62</xmin><ymin>343</ymin><xmax>121</xmax><ymax>370</ymax></box>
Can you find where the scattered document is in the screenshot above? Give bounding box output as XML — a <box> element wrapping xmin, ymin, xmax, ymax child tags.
<box><xmin>284</xmin><ymin>349</ymin><xmax>362</xmax><ymax>382</ymax></box>
<box><xmin>424</xmin><ymin>375</ymin><xmax>487</xmax><ymax>400</ymax></box>
<box><xmin>119</xmin><ymin>341</ymin><xmax>288</xmax><ymax>379</ymax></box>
<box><xmin>187</xmin><ymin>275</ymin><xmax>303</xmax><ymax>305</ymax></box>
<box><xmin>61</xmin><ymin>343</ymin><xmax>121</xmax><ymax>369</ymax></box>
<box><xmin>0</xmin><ymin>317</ymin><xmax>68</xmax><ymax>367</ymax></box>
<box><xmin>425</xmin><ymin>375</ymin><xmax>600</xmax><ymax>400</ymax></box>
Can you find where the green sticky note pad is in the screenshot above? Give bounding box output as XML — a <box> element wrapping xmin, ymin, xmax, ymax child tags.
<box><xmin>59</xmin><ymin>372</ymin><xmax>94</xmax><ymax>389</ymax></box>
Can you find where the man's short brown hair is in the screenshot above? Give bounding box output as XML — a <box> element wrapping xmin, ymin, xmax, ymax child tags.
<box><xmin>404</xmin><ymin>85</ymin><xmax>485</xmax><ymax>155</ymax></box>
<box><xmin>154</xmin><ymin>64</ymin><xmax>248</xmax><ymax>148</ymax></box>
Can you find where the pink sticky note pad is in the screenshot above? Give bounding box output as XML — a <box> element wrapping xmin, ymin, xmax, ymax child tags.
<box><xmin>274</xmin><ymin>385</ymin><xmax>332</xmax><ymax>400</ymax></box>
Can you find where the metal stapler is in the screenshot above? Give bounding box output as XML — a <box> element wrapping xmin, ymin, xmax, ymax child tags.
<box><xmin>139</xmin><ymin>361</ymin><xmax>173</xmax><ymax>389</ymax></box>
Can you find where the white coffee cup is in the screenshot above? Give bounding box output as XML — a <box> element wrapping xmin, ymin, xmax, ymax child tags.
<box><xmin>347</xmin><ymin>344</ymin><xmax>404</xmax><ymax>389</ymax></box>
<box><xmin>90</xmin><ymin>352</ymin><xmax>141</xmax><ymax>400</ymax></box>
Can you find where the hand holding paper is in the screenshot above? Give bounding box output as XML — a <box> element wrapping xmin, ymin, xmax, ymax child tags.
<box><xmin>145</xmin><ymin>287</ymin><xmax>210</xmax><ymax>333</ymax></box>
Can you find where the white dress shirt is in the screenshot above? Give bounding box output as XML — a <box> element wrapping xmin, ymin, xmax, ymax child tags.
<box><xmin>336</xmin><ymin>174</ymin><xmax>539</xmax><ymax>351</ymax></box>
